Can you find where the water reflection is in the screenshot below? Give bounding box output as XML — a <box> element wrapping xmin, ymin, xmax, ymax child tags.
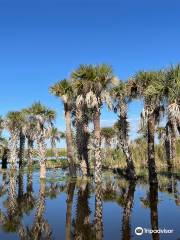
<box><xmin>121</xmin><ymin>181</ymin><xmax>135</xmax><ymax>240</ymax></box>
<box><xmin>73</xmin><ymin>181</ymin><xmax>92</xmax><ymax>240</ymax></box>
<box><xmin>19</xmin><ymin>179</ymin><xmax>52</xmax><ymax>240</ymax></box>
<box><xmin>0</xmin><ymin>170</ymin><xmax>180</xmax><ymax>239</ymax></box>
<box><xmin>94</xmin><ymin>184</ymin><xmax>103</xmax><ymax>240</ymax></box>
<box><xmin>66</xmin><ymin>181</ymin><xmax>76</xmax><ymax>240</ymax></box>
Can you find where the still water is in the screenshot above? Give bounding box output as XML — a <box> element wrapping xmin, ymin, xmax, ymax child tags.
<box><xmin>0</xmin><ymin>169</ymin><xmax>180</xmax><ymax>240</ymax></box>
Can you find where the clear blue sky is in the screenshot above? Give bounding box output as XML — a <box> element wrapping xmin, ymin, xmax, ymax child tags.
<box><xmin>0</xmin><ymin>0</ymin><xmax>180</xmax><ymax>145</ymax></box>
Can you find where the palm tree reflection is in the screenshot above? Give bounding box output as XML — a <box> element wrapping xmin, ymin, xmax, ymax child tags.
<box><xmin>73</xmin><ymin>181</ymin><xmax>93</xmax><ymax>239</ymax></box>
<box><xmin>121</xmin><ymin>181</ymin><xmax>135</xmax><ymax>240</ymax></box>
<box><xmin>19</xmin><ymin>179</ymin><xmax>52</xmax><ymax>240</ymax></box>
<box><xmin>66</xmin><ymin>180</ymin><xmax>76</xmax><ymax>240</ymax></box>
<box><xmin>94</xmin><ymin>183</ymin><xmax>103</xmax><ymax>240</ymax></box>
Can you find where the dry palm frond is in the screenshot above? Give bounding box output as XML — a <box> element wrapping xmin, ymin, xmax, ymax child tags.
<box><xmin>85</xmin><ymin>91</ymin><xmax>98</xmax><ymax>108</ymax></box>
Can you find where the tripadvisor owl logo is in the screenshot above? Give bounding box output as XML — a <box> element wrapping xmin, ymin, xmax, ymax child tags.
<box><xmin>135</xmin><ymin>227</ymin><xmax>143</xmax><ymax>236</ymax></box>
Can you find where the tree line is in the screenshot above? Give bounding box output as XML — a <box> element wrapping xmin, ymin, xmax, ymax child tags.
<box><xmin>0</xmin><ymin>64</ymin><xmax>179</xmax><ymax>183</ymax></box>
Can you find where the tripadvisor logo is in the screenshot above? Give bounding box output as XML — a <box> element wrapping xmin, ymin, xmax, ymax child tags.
<box><xmin>135</xmin><ymin>227</ymin><xmax>143</xmax><ymax>236</ymax></box>
<box><xmin>135</xmin><ymin>227</ymin><xmax>174</xmax><ymax>236</ymax></box>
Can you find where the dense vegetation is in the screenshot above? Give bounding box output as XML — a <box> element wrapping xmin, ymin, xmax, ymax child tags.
<box><xmin>0</xmin><ymin>64</ymin><xmax>179</xmax><ymax>183</ymax></box>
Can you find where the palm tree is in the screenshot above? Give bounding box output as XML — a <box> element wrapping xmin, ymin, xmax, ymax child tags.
<box><xmin>72</xmin><ymin>64</ymin><xmax>115</xmax><ymax>183</ymax></box>
<box><xmin>50</xmin><ymin>79</ymin><xmax>76</xmax><ymax>177</ymax></box>
<box><xmin>4</xmin><ymin>111</ymin><xmax>25</xmax><ymax>169</ymax></box>
<box><xmin>23</xmin><ymin>110</ymin><xmax>37</xmax><ymax>168</ymax></box>
<box><xmin>27</xmin><ymin>102</ymin><xmax>56</xmax><ymax>179</ymax></box>
<box><xmin>18</xmin><ymin>111</ymin><xmax>27</xmax><ymax>169</ymax></box>
<box><xmin>111</xmin><ymin>81</ymin><xmax>136</xmax><ymax>180</ymax></box>
<box><xmin>72</xmin><ymin>99</ymin><xmax>91</xmax><ymax>177</ymax></box>
<box><xmin>144</xmin><ymin>65</ymin><xmax>180</xmax><ymax>169</ymax></box>
<box><xmin>132</xmin><ymin>71</ymin><xmax>164</xmax><ymax>184</ymax></box>
<box><xmin>49</xmin><ymin>127</ymin><xmax>61</xmax><ymax>159</ymax></box>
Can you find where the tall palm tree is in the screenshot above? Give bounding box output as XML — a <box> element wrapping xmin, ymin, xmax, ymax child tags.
<box><xmin>111</xmin><ymin>81</ymin><xmax>136</xmax><ymax>180</ymax></box>
<box><xmin>27</xmin><ymin>102</ymin><xmax>56</xmax><ymax>179</ymax></box>
<box><xmin>50</xmin><ymin>79</ymin><xmax>76</xmax><ymax>177</ymax></box>
<box><xmin>23</xmin><ymin>110</ymin><xmax>37</xmax><ymax>168</ymax></box>
<box><xmin>144</xmin><ymin>65</ymin><xmax>180</xmax><ymax>169</ymax></box>
<box><xmin>18</xmin><ymin>111</ymin><xmax>27</xmax><ymax>169</ymax></box>
<box><xmin>72</xmin><ymin>98</ymin><xmax>91</xmax><ymax>177</ymax></box>
<box><xmin>49</xmin><ymin>127</ymin><xmax>61</xmax><ymax>159</ymax></box>
<box><xmin>72</xmin><ymin>64</ymin><xmax>115</xmax><ymax>183</ymax></box>
<box><xmin>132</xmin><ymin>71</ymin><xmax>164</xmax><ymax>184</ymax></box>
<box><xmin>4</xmin><ymin>111</ymin><xmax>25</xmax><ymax>169</ymax></box>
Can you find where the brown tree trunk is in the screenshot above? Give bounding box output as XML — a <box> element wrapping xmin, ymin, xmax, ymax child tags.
<box><xmin>93</xmin><ymin>108</ymin><xmax>102</xmax><ymax>183</ymax></box>
<box><xmin>76</xmin><ymin>112</ymin><xmax>90</xmax><ymax>177</ymax></box>
<box><xmin>19</xmin><ymin>131</ymin><xmax>25</xmax><ymax>169</ymax></box>
<box><xmin>147</xmin><ymin>112</ymin><xmax>157</xmax><ymax>184</ymax></box>
<box><xmin>37</xmin><ymin>134</ymin><xmax>47</xmax><ymax>179</ymax></box>
<box><xmin>119</xmin><ymin>102</ymin><xmax>136</xmax><ymax>180</ymax></box>
<box><xmin>165</xmin><ymin>123</ymin><xmax>172</xmax><ymax>171</ymax></box>
<box><xmin>66</xmin><ymin>181</ymin><xmax>76</xmax><ymax>240</ymax></box>
<box><xmin>169</xmin><ymin>119</ymin><xmax>176</xmax><ymax>168</ymax></box>
<box><xmin>27</xmin><ymin>138</ymin><xmax>34</xmax><ymax>169</ymax></box>
<box><xmin>65</xmin><ymin>104</ymin><xmax>76</xmax><ymax>177</ymax></box>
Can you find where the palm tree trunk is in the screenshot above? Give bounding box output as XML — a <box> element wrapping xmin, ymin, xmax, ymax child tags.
<box><xmin>119</xmin><ymin>102</ymin><xmax>136</xmax><ymax>180</ymax></box>
<box><xmin>65</xmin><ymin>104</ymin><xmax>76</xmax><ymax>177</ymax></box>
<box><xmin>169</xmin><ymin>119</ymin><xmax>176</xmax><ymax>168</ymax></box>
<box><xmin>94</xmin><ymin>183</ymin><xmax>103</xmax><ymax>240</ymax></box>
<box><xmin>37</xmin><ymin>134</ymin><xmax>46</xmax><ymax>179</ymax></box>
<box><xmin>66</xmin><ymin>181</ymin><xmax>76</xmax><ymax>240</ymax></box>
<box><xmin>93</xmin><ymin>108</ymin><xmax>102</xmax><ymax>183</ymax></box>
<box><xmin>165</xmin><ymin>123</ymin><xmax>172</xmax><ymax>171</ymax></box>
<box><xmin>147</xmin><ymin>112</ymin><xmax>157</xmax><ymax>184</ymax></box>
<box><xmin>2</xmin><ymin>148</ymin><xmax>8</xmax><ymax>169</ymax></box>
<box><xmin>27</xmin><ymin>138</ymin><xmax>34</xmax><ymax>168</ymax></box>
<box><xmin>19</xmin><ymin>131</ymin><xmax>25</xmax><ymax>169</ymax></box>
<box><xmin>122</xmin><ymin>181</ymin><xmax>136</xmax><ymax>240</ymax></box>
<box><xmin>9</xmin><ymin>131</ymin><xmax>19</xmax><ymax>169</ymax></box>
<box><xmin>76</xmin><ymin>114</ymin><xmax>90</xmax><ymax>177</ymax></box>
<box><xmin>82</xmin><ymin>121</ymin><xmax>90</xmax><ymax>176</ymax></box>
<box><xmin>51</xmin><ymin>141</ymin><xmax>57</xmax><ymax>159</ymax></box>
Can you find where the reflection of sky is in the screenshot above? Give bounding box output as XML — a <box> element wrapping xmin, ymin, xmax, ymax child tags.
<box><xmin>1</xmin><ymin>0</ymin><xmax>180</xmax><ymax>148</ymax></box>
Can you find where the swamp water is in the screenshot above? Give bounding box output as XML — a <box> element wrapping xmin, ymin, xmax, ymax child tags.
<box><xmin>0</xmin><ymin>169</ymin><xmax>180</xmax><ymax>240</ymax></box>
